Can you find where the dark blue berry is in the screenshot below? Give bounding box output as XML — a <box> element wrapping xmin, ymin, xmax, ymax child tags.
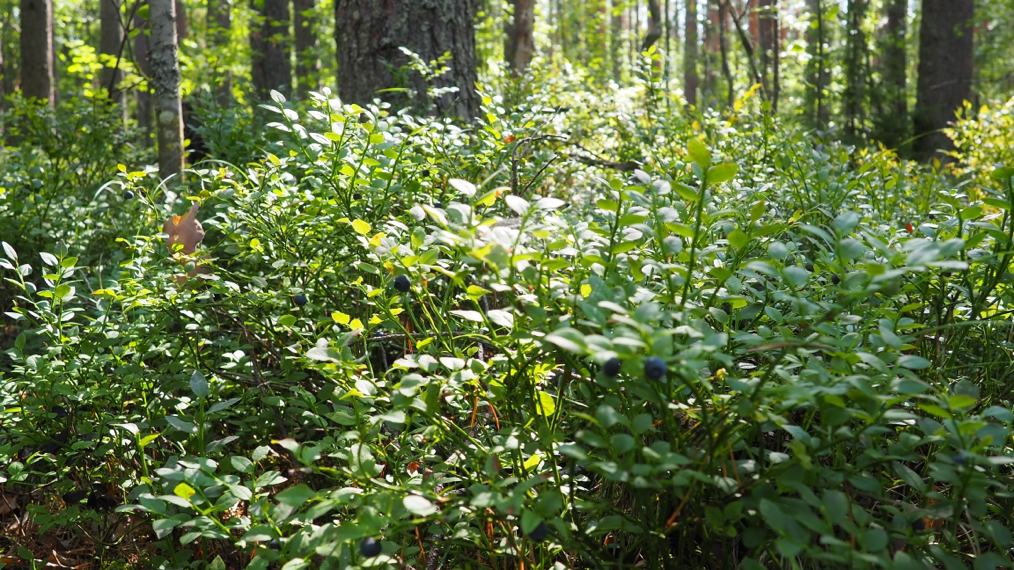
<box><xmin>353</xmin><ymin>193</ymin><xmax>363</xmax><ymax>200</ymax></box>
<box><xmin>360</xmin><ymin>536</ymin><xmax>382</xmax><ymax>557</ymax></box>
<box><xmin>435</xmin><ymin>201</ymin><xmax>443</xmax><ymax>208</ymax></box>
<box><xmin>953</xmin><ymin>454</ymin><xmax>966</xmax><ymax>465</ymax></box>
<box><xmin>394</xmin><ymin>275</ymin><xmax>411</xmax><ymax>293</ymax></box>
<box><xmin>268</xmin><ymin>538</ymin><xmax>281</xmax><ymax>550</ymax></box>
<box><xmin>527</xmin><ymin>521</ymin><xmax>549</xmax><ymax>543</ymax></box>
<box><xmin>123</xmin><ymin>190</ymin><xmax>134</xmax><ymax>200</ymax></box>
<box><xmin>831</xmin><ymin>274</ymin><xmax>841</xmax><ymax>285</ymax></box>
<box><xmin>293</xmin><ymin>293</ymin><xmax>307</xmax><ymax>306</ymax></box>
<box><xmin>603</xmin><ymin>358</ymin><xmax>622</xmax><ymax>377</ymax></box>
<box><xmin>644</xmin><ymin>357</ymin><xmax>667</xmax><ymax>381</ymax></box>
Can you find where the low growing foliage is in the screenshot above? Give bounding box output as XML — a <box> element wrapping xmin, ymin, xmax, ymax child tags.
<box><xmin>3</xmin><ymin>84</ymin><xmax>1014</xmax><ymax>569</ymax></box>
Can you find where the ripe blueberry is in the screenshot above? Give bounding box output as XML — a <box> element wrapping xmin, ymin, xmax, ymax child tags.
<box><xmin>953</xmin><ymin>454</ymin><xmax>966</xmax><ymax>465</ymax></box>
<box><xmin>831</xmin><ymin>274</ymin><xmax>841</xmax><ymax>285</ymax></box>
<box><xmin>123</xmin><ymin>190</ymin><xmax>135</xmax><ymax>200</ymax></box>
<box><xmin>394</xmin><ymin>275</ymin><xmax>411</xmax><ymax>293</ymax></box>
<box><xmin>603</xmin><ymin>357</ymin><xmax>622</xmax><ymax>377</ymax></box>
<box><xmin>360</xmin><ymin>536</ymin><xmax>382</xmax><ymax>557</ymax></box>
<box><xmin>293</xmin><ymin>293</ymin><xmax>307</xmax><ymax>307</ymax></box>
<box><xmin>527</xmin><ymin>522</ymin><xmax>549</xmax><ymax>543</ymax></box>
<box><xmin>644</xmin><ymin>357</ymin><xmax>667</xmax><ymax>381</ymax></box>
<box><xmin>353</xmin><ymin>193</ymin><xmax>363</xmax><ymax>200</ymax></box>
<box><xmin>268</xmin><ymin>538</ymin><xmax>281</xmax><ymax>550</ymax></box>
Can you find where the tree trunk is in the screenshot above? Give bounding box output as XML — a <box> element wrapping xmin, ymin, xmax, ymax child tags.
<box><xmin>100</xmin><ymin>0</ymin><xmax>127</xmax><ymax>120</ymax></box>
<box><xmin>2</xmin><ymin>0</ymin><xmax>14</xmax><ymax>98</ymax></box>
<box><xmin>642</xmin><ymin>0</ymin><xmax>661</xmax><ymax>50</ymax></box>
<box><xmin>758</xmin><ymin>0</ymin><xmax>778</xmax><ymax>111</ymax></box>
<box><xmin>843</xmin><ymin>0</ymin><xmax>867</xmax><ymax>142</ymax></box>
<box><xmin>20</xmin><ymin>0</ymin><xmax>54</xmax><ymax>105</ymax></box>
<box><xmin>717</xmin><ymin>0</ymin><xmax>733</xmax><ymax>107</ymax></box>
<box><xmin>334</xmin><ymin>0</ymin><xmax>480</xmax><ymax>121</ymax></box>
<box><xmin>611</xmin><ymin>0</ymin><xmax>624</xmax><ymax>82</ymax></box>
<box><xmin>805</xmin><ymin>0</ymin><xmax>828</xmax><ymax>129</ymax></box>
<box><xmin>293</xmin><ymin>0</ymin><xmax>318</xmax><ymax>97</ymax></box>
<box><xmin>875</xmin><ymin>0</ymin><xmax>906</xmax><ymax>148</ymax></box>
<box><xmin>913</xmin><ymin>0</ymin><xmax>972</xmax><ymax>160</ymax></box>
<box><xmin>251</xmin><ymin>0</ymin><xmax>292</xmax><ymax>99</ymax></box>
<box><xmin>134</xmin><ymin>12</ymin><xmax>153</xmax><ymax>147</ymax></box>
<box><xmin>207</xmin><ymin>0</ymin><xmax>232</xmax><ymax>106</ymax></box>
<box><xmin>504</xmin><ymin>0</ymin><xmax>535</xmax><ymax>75</ymax></box>
<box><xmin>149</xmin><ymin>0</ymin><xmax>184</xmax><ymax>182</ymax></box>
<box><xmin>685</xmin><ymin>0</ymin><xmax>698</xmax><ymax>106</ymax></box>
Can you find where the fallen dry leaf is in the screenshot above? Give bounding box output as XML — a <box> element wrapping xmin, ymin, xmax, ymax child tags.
<box><xmin>163</xmin><ymin>202</ymin><xmax>211</xmax><ymax>286</ymax></box>
<box><xmin>163</xmin><ymin>202</ymin><xmax>205</xmax><ymax>254</ymax></box>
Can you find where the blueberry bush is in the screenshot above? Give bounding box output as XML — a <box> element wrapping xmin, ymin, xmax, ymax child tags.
<box><xmin>3</xmin><ymin>76</ymin><xmax>1014</xmax><ymax>569</ymax></box>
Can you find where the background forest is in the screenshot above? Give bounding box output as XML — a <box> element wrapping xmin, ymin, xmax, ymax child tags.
<box><xmin>2</xmin><ymin>0</ymin><xmax>1014</xmax><ymax>569</ymax></box>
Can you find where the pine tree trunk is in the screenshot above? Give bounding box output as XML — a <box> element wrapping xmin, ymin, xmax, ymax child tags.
<box><xmin>293</xmin><ymin>0</ymin><xmax>318</xmax><ymax>97</ymax></box>
<box><xmin>504</xmin><ymin>0</ymin><xmax>535</xmax><ymax>75</ymax></box>
<box><xmin>805</xmin><ymin>0</ymin><xmax>828</xmax><ymax>129</ymax></box>
<box><xmin>334</xmin><ymin>0</ymin><xmax>480</xmax><ymax>121</ymax></box>
<box><xmin>207</xmin><ymin>0</ymin><xmax>232</xmax><ymax>105</ymax></box>
<box><xmin>20</xmin><ymin>0</ymin><xmax>54</xmax><ymax>105</ymax></box>
<box><xmin>685</xmin><ymin>0</ymin><xmax>698</xmax><ymax>106</ymax></box>
<box><xmin>875</xmin><ymin>0</ymin><xmax>906</xmax><ymax>147</ymax></box>
<box><xmin>758</xmin><ymin>0</ymin><xmax>778</xmax><ymax>111</ymax></box>
<box><xmin>134</xmin><ymin>12</ymin><xmax>153</xmax><ymax>147</ymax></box>
<box><xmin>100</xmin><ymin>0</ymin><xmax>126</xmax><ymax>120</ymax></box>
<box><xmin>843</xmin><ymin>0</ymin><xmax>867</xmax><ymax>142</ymax></box>
<box><xmin>251</xmin><ymin>0</ymin><xmax>292</xmax><ymax>99</ymax></box>
<box><xmin>913</xmin><ymin>0</ymin><xmax>972</xmax><ymax>160</ymax></box>
<box><xmin>149</xmin><ymin>0</ymin><xmax>184</xmax><ymax>182</ymax></box>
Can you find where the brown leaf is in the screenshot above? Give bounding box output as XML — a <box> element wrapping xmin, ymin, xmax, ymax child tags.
<box><xmin>163</xmin><ymin>202</ymin><xmax>205</xmax><ymax>255</ymax></box>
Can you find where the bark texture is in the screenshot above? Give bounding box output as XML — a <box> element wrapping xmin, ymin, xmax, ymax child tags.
<box><xmin>913</xmin><ymin>0</ymin><xmax>973</xmax><ymax>160</ymax></box>
<box><xmin>504</xmin><ymin>0</ymin><xmax>534</xmax><ymax>75</ymax></box>
<box><xmin>805</xmin><ymin>0</ymin><xmax>829</xmax><ymax>128</ymax></box>
<box><xmin>100</xmin><ymin>0</ymin><xmax>126</xmax><ymax>116</ymax></box>
<box><xmin>207</xmin><ymin>0</ymin><xmax>233</xmax><ymax>105</ymax></box>
<box><xmin>134</xmin><ymin>12</ymin><xmax>152</xmax><ymax>146</ymax></box>
<box><xmin>843</xmin><ymin>0</ymin><xmax>867</xmax><ymax>141</ymax></box>
<box><xmin>334</xmin><ymin>0</ymin><xmax>480</xmax><ymax>121</ymax></box>
<box><xmin>685</xmin><ymin>0</ymin><xmax>698</xmax><ymax>106</ymax></box>
<box><xmin>642</xmin><ymin>0</ymin><xmax>661</xmax><ymax>50</ymax></box>
<box><xmin>294</xmin><ymin>0</ymin><xmax>318</xmax><ymax>97</ymax></box>
<box><xmin>251</xmin><ymin>0</ymin><xmax>292</xmax><ymax>99</ymax></box>
<box><xmin>757</xmin><ymin>0</ymin><xmax>778</xmax><ymax>111</ymax></box>
<box><xmin>875</xmin><ymin>0</ymin><xmax>906</xmax><ymax>148</ymax></box>
<box><xmin>20</xmin><ymin>0</ymin><xmax>54</xmax><ymax>105</ymax></box>
<box><xmin>149</xmin><ymin>0</ymin><xmax>184</xmax><ymax>181</ymax></box>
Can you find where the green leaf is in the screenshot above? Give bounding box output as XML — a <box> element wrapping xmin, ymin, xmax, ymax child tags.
<box><xmin>174</xmin><ymin>482</ymin><xmax>196</xmax><ymax>500</ymax></box>
<box><xmin>892</xmin><ymin>461</ymin><xmax>927</xmax><ymax>493</ymax></box>
<box><xmin>351</xmin><ymin>219</ymin><xmax>371</xmax><ymax>235</ymax></box>
<box><xmin>279</xmin><ymin>314</ymin><xmax>297</xmax><ymax>327</ymax></box>
<box><xmin>535</xmin><ymin>390</ymin><xmax>556</xmax><ymax>416</ymax></box>
<box><xmin>403</xmin><ymin>495</ymin><xmax>437</xmax><ymax>516</ymax></box>
<box><xmin>728</xmin><ymin>229</ymin><xmax>749</xmax><ymax>250</ymax></box>
<box><xmin>275</xmin><ymin>484</ymin><xmax>316</xmax><ymax>507</ymax></box>
<box><xmin>859</xmin><ymin>527</ymin><xmax>888</xmax><ymax>552</ymax></box>
<box><xmin>750</xmin><ymin>200</ymin><xmax>766</xmax><ymax>222</ymax></box>
<box><xmin>687</xmin><ymin>138</ymin><xmax>711</xmax><ymax>168</ymax></box>
<box><xmin>190</xmin><ymin>370</ymin><xmax>209</xmax><ymax>399</ymax></box>
<box><xmin>706</xmin><ymin>162</ymin><xmax>738</xmax><ymax>185</ymax></box>
<box><xmin>897</xmin><ymin>355</ymin><xmax>930</xmax><ymax>369</ymax></box>
<box><xmin>674</xmin><ymin>182</ymin><xmax>699</xmax><ymax>202</ymax></box>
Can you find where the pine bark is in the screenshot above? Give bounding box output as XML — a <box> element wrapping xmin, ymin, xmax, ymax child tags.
<box><xmin>757</xmin><ymin>0</ymin><xmax>778</xmax><ymax>111</ymax></box>
<box><xmin>251</xmin><ymin>0</ymin><xmax>292</xmax><ymax>99</ymax></box>
<box><xmin>293</xmin><ymin>0</ymin><xmax>318</xmax><ymax>97</ymax></box>
<box><xmin>685</xmin><ymin>0</ymin><xmax>698</xmax><ymax>106</ymax></box>
<box><xmin>100</xmin><ymin>0</ymin><xmax>126</xmax><ymax>118</ymax></box>
<box><xmin>876</xmin><ymin>0</ymin><xmax>906</xmax><ymax>148</ymax></box>
<box><xmin>149</xmin><ymin>0</ymin><xmax>184</xmax><ymax>182</ymax></box>
<box><xmin>805</xmin><ymin>0</ymin><xmax>828</xmax><ymax>129</ymax></box>
<box><xmin>334</xmin><ymin>0</ymin><xmax>480</xmax><ymax>121</ymax></box>
<box><xmin>913</xmin><ymin>0</ymin><xmax>973</xmax><ymax>160</ymax></box>
<box><xmin>20</xmin><ymin>0</ymin><xmax>54</xmax><ymax>105</ymax></box>
<box><xmin>504</xmin><ymin>0</ymin><xmax>535</xmax><ymax>75</ymax></box>
<box><xmin>207</xmin><ymin>0</ymin><xmax>232</xmax><ymax>105</ymax></box>
<box><xmin>843</xmin><ymin>0</ymin><xmax>867</xmax><ymax>142</ymax></box>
